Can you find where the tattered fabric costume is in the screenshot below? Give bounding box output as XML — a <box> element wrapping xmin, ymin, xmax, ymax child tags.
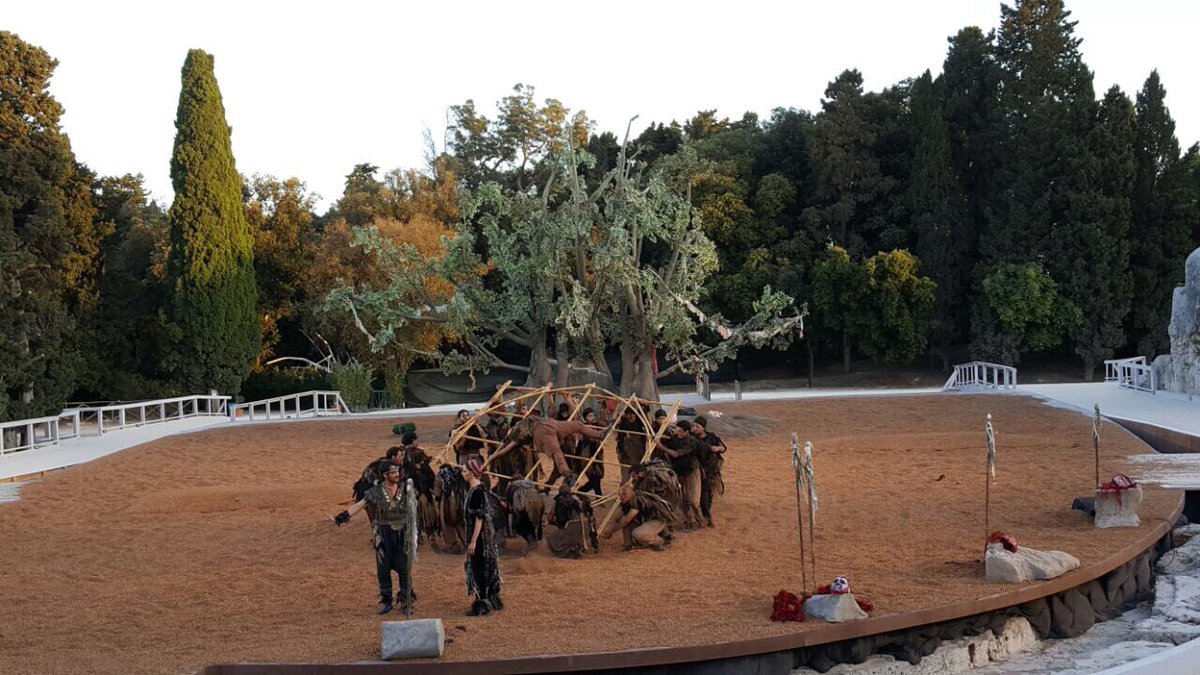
<box><xmin>364</xmin><ymin>482</ymin><xmax>412</xmax><ymax>610</ymax></box>
<box><xmin>464</xmin><ymin>483</ymin><xmax>503</xmax><ymax>613</ymax></box>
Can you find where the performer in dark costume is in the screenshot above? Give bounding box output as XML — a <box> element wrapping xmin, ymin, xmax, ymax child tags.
<box><xmin>463</xmin><ymin>459</ymin><xmax>503</xmax><ymax>615</ymax></box>
<box><xmin>333</xmin><ymin>461</ymin><xmax>416</xmax><ymax>615</ymax></box>
<box><xmin>436</xmin><ymin>463</ymin><xmax>469</xmax><ymax>553</ymax></box>
<box><xmin>400</xmin><ymin>431</ymin><xmax>440</xmax><ymax>544</ymax></box>
<box><xmin>572</xmin><ymin>408</ymin><xmax>605</xmax><ymax>496</ymax></box>
<box><xmin>615</xmin><ymin>406</ymin><xmax>646</xmax><ymax>483</ymax></box>
<box><xmin>690</xmin><ymin>415</ymin><xmax>727</xmax><ymax>527</ymax></box>
<box><xmin>453</xmin><ymin>409</ymin><xmax>486</xmax><ymax>466</ymax></box>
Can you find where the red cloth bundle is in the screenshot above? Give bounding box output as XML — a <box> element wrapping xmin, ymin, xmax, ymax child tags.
<box><xmin>770</xmin><ymin>590</ymin><xmax>805</xmax><ymax>622</ymax></box>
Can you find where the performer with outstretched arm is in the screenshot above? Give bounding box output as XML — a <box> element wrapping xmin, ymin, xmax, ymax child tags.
<box><xmin>331</xmin><ymin>461</ymin><xmax>416</xmax><ymax>615</ymax></box>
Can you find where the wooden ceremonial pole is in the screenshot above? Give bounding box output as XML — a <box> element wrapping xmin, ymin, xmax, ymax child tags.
<box><xmin>1093</xmin><ymin>404</ymin><xmax>1101</xmax><ymax>488</ymax></box>
<box><xmin>984</xmin><ymin>414</ymin><xmax>996</xmax><ymax>549</ymax></box>
<box><xmin>803</xmin><ymin>442</ymin><xmax>817</xmax><ymax>595</ymax></box>
<box><xmin>790</xmin><ymin>434</ymin><xmax>808</xmax><ymax>596</ymax></box>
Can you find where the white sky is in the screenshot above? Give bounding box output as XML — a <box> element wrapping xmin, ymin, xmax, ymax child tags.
<box><xmin>6</xmin><ymin>1</ymin><xmax>1198</xmax><ymax>210</ymax></box>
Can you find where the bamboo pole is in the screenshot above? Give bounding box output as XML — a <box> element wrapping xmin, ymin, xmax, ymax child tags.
<box><xmin>985</xmin><ymin>414</ymin><xmax>996</xmax><ymax>550</ymax></box>
<box><xmin>1093</xmin><ymin>404</ymin><xmax>1101</xmax><ymax>488</ymax></box>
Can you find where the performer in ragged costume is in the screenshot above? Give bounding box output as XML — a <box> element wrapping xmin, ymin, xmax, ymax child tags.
<box><xmin>690</xmin><ymin>415</ymin><xmax>727</xmax><ymax>528</ymax></box>
<box><xmin>463</xmin><ymin>459</ymin><xmax>503</xmax><ymax>615</ymax></box>
<box><xmin>332</xmin><ymin>461</ymin><xmax>417</xmax><ymax>615</ymax></box>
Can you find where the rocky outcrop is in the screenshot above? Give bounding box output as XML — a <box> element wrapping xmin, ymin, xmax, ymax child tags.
<box><xmin>805</xmin><ymin>593</ymin><xmax>869</xmax><ymax>623</ymax></box>
<box><xmin>1153</xmin><ymin>247</ymin><xmax>1200</xmax><ymax>395</ymax></box>
<box><xmin>1094</xmin><ymin>485</ymin><xmax>1143</xmax><ymax>528</ymax></box>
<box><xmin>985</xmin><ymin>543</ymin><xmax>1080</xmax><ymax>583</ymax></box>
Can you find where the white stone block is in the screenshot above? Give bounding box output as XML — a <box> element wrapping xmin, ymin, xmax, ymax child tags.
<box><xmin>804</xmin><ymin>592</ymin><xmax>868</xmax><ymax>623</ymax></box>
<box><xmin>985</xmin><ymin>543</ymin><xmax>1080</xmax><ymax>583</ymax></box>
<box><xmin>381</xmin><ymin>618</ymin><xmax>445</xmax><ymax>660</ymax></box>
<box><xmin>1095</xmin><ymin>486</ymin><xmax>1142</xmax><ymax>528</ymax></box>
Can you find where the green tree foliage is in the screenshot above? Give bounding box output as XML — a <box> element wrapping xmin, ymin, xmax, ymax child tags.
<box><xmin>908</xmin><ymin>71</ymin><xmax>971</xmax><ymax>368</ymax></box>
<box><xmin>975</xmin><ymin>0</ymin><xmax>1096</xmax><ymax>359</ymax></box>
<box><xmin>812</xmin><ymin>246</ymin><xmax>868</xmax><ymax>373</ymax></box>
<box><xmin>0</xmin><ymin>32</ymin><xmax>88</xmax><ymax>421</ymax></box>
<box><xmin>83</xmin><ymin>174</ymin><xmax>174</xmax><ymax>398</ymax></box>
<box><xmin>163</xmin><ymin>49</ymin><xmax>259</xmax><ymax>395</ymax></box>
<box><xmin>1052</xmin><ymin>86</ymin><xmax>1135</xmax><ymax>379</ymax></box>
<box><xmin>244</xmin><ymin>175</ymin><xmax>318</xmax><ymax>363</ymax></box>
<box><xmin>973</xmin><ymin>262</ymin><xmax>1079</xmax><ymax>364</ymax></box>
<box><xmin>857</xmin><ymin>250</ymin><xmax>937</xmax><ymax>365</ymax></box>
<box><xmin>804</xmin><ymin>71</ymin><xmax>895</xmax><ymax>257</ymax></box>
<box><xmin>447</xmin><ymin>83</ymin><xmax>590</xmax><ymax>193</ymax></box>
<box><xmin>1129</xmin><ymin>70</ymin><xmax>1191</xmax><ymax>357</ymax></box>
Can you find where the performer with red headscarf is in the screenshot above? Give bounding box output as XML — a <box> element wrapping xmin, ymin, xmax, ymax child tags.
<box><xmin>463</xmin><ymin>458</ymin><xmax>503</xmax><ymax>615</ymax></box>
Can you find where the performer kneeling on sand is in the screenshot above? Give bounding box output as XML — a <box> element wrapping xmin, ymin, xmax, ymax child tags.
<box><xmin>602</xmin><ymin>483</ymin><xmax>676</xmax><ymax>552</ymax></box>
<box><xmin>332</xmin><ymin>461</ymin><xmax>416</xmax><ymax>615</ymax></box>
<box><xmin>464</xmin><ymin>459</ymin><xmax>503</xmax><ymax>615</ymax></box>
<box><xmin>487</xmin><ymin>415</ymin><xmax>606</xmax><ymax>487</ymax></box>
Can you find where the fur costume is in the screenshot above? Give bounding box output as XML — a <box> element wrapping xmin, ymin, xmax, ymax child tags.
<box><xmin>633</xmin><ymin>460</ymin><xmax>682</xmax><ymax>513</ymax></box>
<box><xmin>505</xmin><ymin>479</ymin><xmax>544</xmax><ymax>545</ymax></box>
<box><xmin>464</xmin><ymin>483</ymin><xmax>503</xmax><ymax>611</ymax></box>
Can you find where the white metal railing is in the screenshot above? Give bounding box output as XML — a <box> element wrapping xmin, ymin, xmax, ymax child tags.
<box><xmin>943</xmin><ymin>361</ymin><xmax>1018</xmax><ymax>391</ymax></box>
<box><xmin>0</xmin><ymin>393</ymin><xmax>228</xmax><ymax>456</ymax></box>
<box><xmin>1114</xmin><ymin>360</ymin><xmax>1157</xmax><ymax>394</ymax></box>
<box><xmin>1104</xmin><ymin>356</ymin><xmax>1147</xmax><ymax>382</ymax></box>
<box><xmin>73</xmin><ymin>394</ymin><xmax>231</xmax><ymax>435</ymax></box>
<box><xmin>0</xmin><ymin>410</ymin><xmax>82</xmax><ymax>456</ymax></box>
<box><xmin>228</xmin><ymin>390</ymin><xmax>349</xmax><ymax>422</ymax></box>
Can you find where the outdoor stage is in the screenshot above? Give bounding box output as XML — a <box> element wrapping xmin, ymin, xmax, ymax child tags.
<box><xmin>0</xmin><ymin>392</ymin><xmax>1182</xmax><ymax>674</ymax></box>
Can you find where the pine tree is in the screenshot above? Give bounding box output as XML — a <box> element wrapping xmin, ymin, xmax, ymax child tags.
<box><xmin>908</xmin><ymin>71</ymin><xmax>970</xmax><ymax>369</ymax></box>
<box><xmin>0</xmin><ymin>32</ymin><xmax>84</xmax><ymax>421</ymax></box>
<box><xmin>163</xmin><ymin>49</ymin><xmax>258</xmax><ymax>394</ymax></box>
<box><xmin>1128</xmin><ymin>70</ymin><xmax>1188</xmax><ymax>356</ymax></box>
<box><xmin>1052</xmin><ymin>86</ymin><xmax>1135</xmax><ymax>379</ymax></box>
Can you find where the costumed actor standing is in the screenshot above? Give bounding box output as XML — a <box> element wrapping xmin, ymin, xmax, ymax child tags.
<box><xmin>463</xmin><ymin>458</ymin><xmax>503</xmax><ymax>615</ymax></box>
<box><xmin>332</xmin><ymin>461</ymin><xmax>418</xmax><ymax>616</ymax></box>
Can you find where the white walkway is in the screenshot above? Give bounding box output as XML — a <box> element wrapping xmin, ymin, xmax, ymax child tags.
<box><xmin>1019</xmin><ymin>383</ymin><xmax>1200</xmax><ymax>437</ymax></box>
<box><xmin>0</xmin><ymin>416</ymin><xmax>227</xmax><ymax>481</ymax></box>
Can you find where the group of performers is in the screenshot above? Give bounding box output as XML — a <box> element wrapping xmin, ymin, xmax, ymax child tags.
<box><xmin>330</xmin><ymin>393</ymin><xmax>728</xmax><ymax>617</ymax></box>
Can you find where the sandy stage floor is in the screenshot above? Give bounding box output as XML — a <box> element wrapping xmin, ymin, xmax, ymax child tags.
<box><xmin>0</xmin><ymin>394</ymin><xmax>1179</xmax><ymax>673</ymax></box>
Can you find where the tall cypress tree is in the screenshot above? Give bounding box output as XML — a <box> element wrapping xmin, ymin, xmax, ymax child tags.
<box><xmin>163</xmin><ymin>49</ymin><xmax>258</xmax><ymax>394</ymax></box>
<box><xmin>1052</xmin><ymin>86</ymin><xmax>1135</xmax><ymax>379</ymax></box>
<box><xmin>908</xmin><ymin>71</ymin><xmax>970</xmax><ymax>369</ymax></box>
<box><xmin>0</xmin><ymin>32</ymin><xmax>84</xmax><ymax>421</ymax></box>
<box><xmin>1128</xmin><ymin>70</ymin><xmax>1188</xmax><ymax>357</ymax></box>
<box><xmin>974</xmin><ymin>0</ymin><xmax>1096</xmax><ymax>360</ymax></box>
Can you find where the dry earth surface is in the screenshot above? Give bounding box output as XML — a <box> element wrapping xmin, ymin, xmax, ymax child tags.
<box><xmin>0</xmin><ymin>394</ymin><xmax>1178</xmax><ymax>674</ymax></box>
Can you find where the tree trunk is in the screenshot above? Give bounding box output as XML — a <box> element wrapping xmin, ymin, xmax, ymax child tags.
<box><xmin>526</xmin><ymin>327</ymin><xmax>552</xmax><ymax>388</ymax></box>
<box><xmin>842</xmin><ymin>333</ymin><xmax>851</xmax><ymax>375</ymax></box>
<box><xmin>619</xmin><ymin>286</ymin><xmax>660</xmax><ymax>401</ymax></box>
<box><xmin>554</xmin><ymin>332</ymin><xmax>571</xmax><ymax>389</ymax></box>
<box><xmin>940</xmin><ymin>339</ymin><xmax>951</xmax><ymax>372</ymax></box>
<box><xmin>806</xmin><ymin>338</ymin><xmax>814</xmax><ymax>388</ymax></box>
<box><xmin>1082</xmin><ymin>357</ymin><xmax>1095</xmax><ymax>382</ymax></box>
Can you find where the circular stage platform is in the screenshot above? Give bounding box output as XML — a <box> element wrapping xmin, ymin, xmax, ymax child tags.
<box><xmin>0</xmin><ymin>394</ymin><xmax>1181</xmax><ymax>674</ymax></box>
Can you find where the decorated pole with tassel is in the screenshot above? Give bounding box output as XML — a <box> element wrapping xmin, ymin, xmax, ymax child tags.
<box><xmin>803</xmin><ymin>441</ymin><xmax>818</xmax><ymax>595</ymax></box>
<box><xmin>790</xmin><ymin>433</ymin><xmax>808</xmax><ymax>596</ymax></box>
<box><xmin>1093</xmin><ymin>404</ymin><xmax>1101</xmax><ymax>488</ymax></box>
<box><xmin>985</xmin><ymin>414</ymin><xmax>996</xmax><ymax>548</ymax></box>
<box><xmin>404</xmin><ymin>477</ymin><xmax>418</xmax><ymax>616</ymax></box>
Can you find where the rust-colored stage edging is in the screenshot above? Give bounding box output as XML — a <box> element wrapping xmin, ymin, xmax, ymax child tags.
<box><xmin>201</xmin><ymin>492</ymin><xmax>1183</xmax><ymax>675</ymax></box>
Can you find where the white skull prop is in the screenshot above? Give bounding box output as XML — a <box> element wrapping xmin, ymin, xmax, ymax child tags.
<box><xmin>831</xmin><ymin>576</ymin><xmax>850</xmax><ymax>594</ymax></box>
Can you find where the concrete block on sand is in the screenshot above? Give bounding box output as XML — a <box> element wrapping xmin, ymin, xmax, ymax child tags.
<box><xmin>382</xmin><ymin>618</ymin><xmax>445</xmax><ymax>660</ymax></box>
<box><xmin>986</xmin><ymin>543</ymin><xmax>1079</xmax><ymax>583</ymax></box>
<box><xmin>804</xmin><ymin>593</ymin><xmax>867</xmax><ymax>623</ymax></box>
<box><xmin>1095</xmin><ymin>486</ymin><xmax>1142</xmax><ymax>528</ymax></box>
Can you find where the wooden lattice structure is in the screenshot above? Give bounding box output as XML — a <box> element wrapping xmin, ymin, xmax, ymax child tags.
<box><xmin>429</xmin><ymin>382</ymin><xmax>680</xmax><ymax>541</ymax></box>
